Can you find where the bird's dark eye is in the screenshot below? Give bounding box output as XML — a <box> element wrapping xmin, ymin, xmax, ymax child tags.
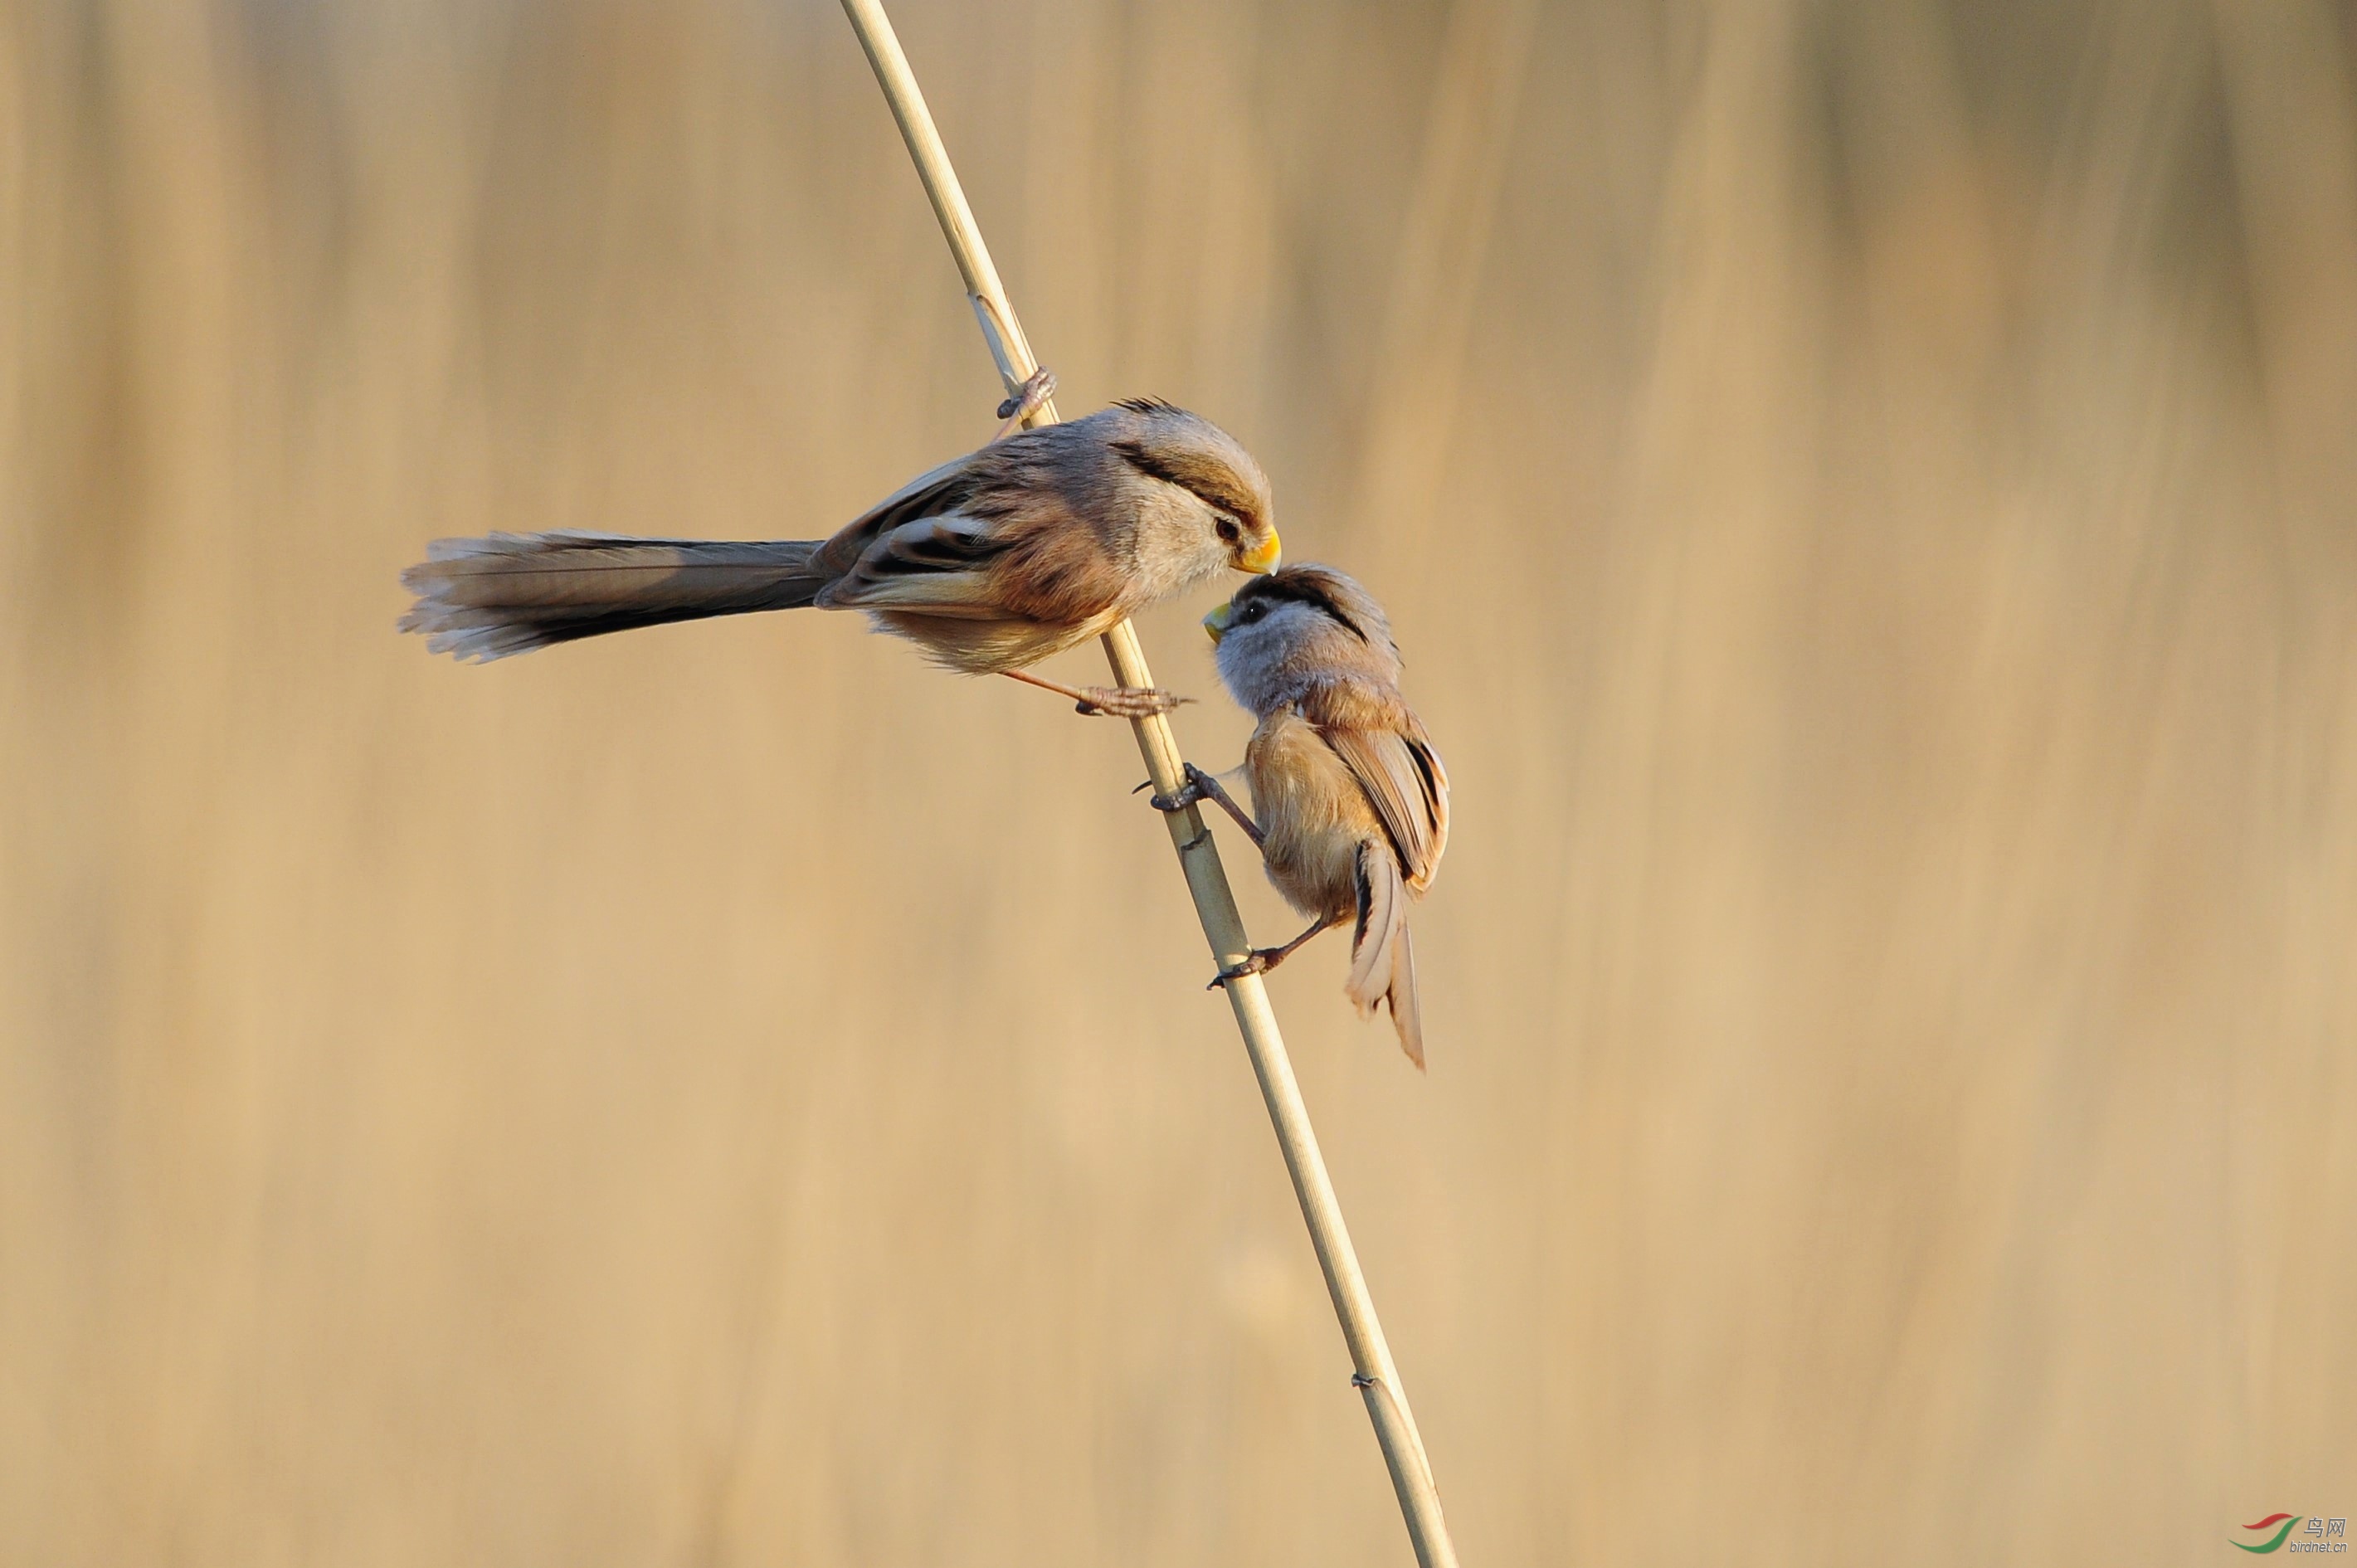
<box><xmin>1215</xmin><ymin>516</ymin><xmax>1241</xmax><ymax>545</ymax></box>
<box><xmin>1239</xmin><ymin>601</ymin><xmax>1264</xmax><ymax>622</ymax></box>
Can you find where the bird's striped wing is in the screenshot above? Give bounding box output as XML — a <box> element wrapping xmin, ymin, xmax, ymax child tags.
<box><xmin>815</xmin><ymin>514</ymin><xmax>1023</xmax><ymax>618</ymax></box>
<box><xmin>806</xmin><ymin>452</ymin><xmax>986</xmax><ymax>580</ymax></box>
<box><xmin>1319</xmin><ymin>713</ymin><xmax>1449</xmax><ymax>892</ymax></box>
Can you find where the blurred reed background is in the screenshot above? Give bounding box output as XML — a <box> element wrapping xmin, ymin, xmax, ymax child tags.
<box><xmin>3</xmin><ymin>0</ymin><xmax>2353</xmax><ymax>1562</ymax></box>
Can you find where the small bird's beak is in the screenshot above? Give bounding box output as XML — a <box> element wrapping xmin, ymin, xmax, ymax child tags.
<box><xmin>1203</xmin><ymin>602</ymin><xmax>1234</xmax><ymax>644</ymax></box>
<box><xmin>1238</xmin><ymin>530</ymin><xmax>1282</xmax><ymax>575</ymax></box>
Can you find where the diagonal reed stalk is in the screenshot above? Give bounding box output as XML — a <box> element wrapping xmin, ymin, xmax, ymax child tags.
<box><xmin>835</xmin><ymin>2</ymin><xmax>1462</xmax><ymax>1563</ymax></box>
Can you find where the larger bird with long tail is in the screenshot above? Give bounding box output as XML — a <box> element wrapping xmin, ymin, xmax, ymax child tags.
<box><xmin>399</xmin><ymin>396</ymin><xmax>1280</xmax><ymax>717</ymax></box>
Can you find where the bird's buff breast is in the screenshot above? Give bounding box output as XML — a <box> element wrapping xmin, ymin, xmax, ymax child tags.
<box><xmin>1245</xmin><ymin>709</ymin><xmax>1381</xmax><ymax>921</ymax></box>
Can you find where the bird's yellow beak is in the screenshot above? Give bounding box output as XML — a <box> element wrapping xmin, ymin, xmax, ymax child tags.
<box><xmin>1238</xmin><ymin>530</ymin><xmax>1281</xmax><ymax>575</ymax></box>
<box><xmin>1203</xmin><ymin>602</ymin><xmax>1234</xmax><ymax>644</ymax></box>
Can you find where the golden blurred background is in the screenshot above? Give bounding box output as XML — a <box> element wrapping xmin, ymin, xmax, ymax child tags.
<box><xmin>4</xmin><ymin>0</ymin><xmax>2354</xmax><ymax>1561</ymax></box>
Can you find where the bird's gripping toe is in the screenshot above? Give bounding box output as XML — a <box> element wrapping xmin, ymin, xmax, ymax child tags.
<box><xmin>1073</xmin><ymin>684</ymin><xmax>1189</xmax><ymax>719</ymax></box>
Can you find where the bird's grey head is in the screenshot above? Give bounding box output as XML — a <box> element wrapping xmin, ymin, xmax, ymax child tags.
<box><xmin>1103</xmin><ymin>398</ymin><xmax>1281</xmax><ymax>583</ymax></box>
<box><xmin>1205</xmin><ymin>563</ymin><xmax>1402</xmax><ymax>714</ymax></box>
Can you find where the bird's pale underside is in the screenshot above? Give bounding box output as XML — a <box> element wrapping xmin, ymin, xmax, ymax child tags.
<box><xmin>1174</xmin><ymin>565</ymin><xmax>1449</xmax><ymax>1067</ymax></box>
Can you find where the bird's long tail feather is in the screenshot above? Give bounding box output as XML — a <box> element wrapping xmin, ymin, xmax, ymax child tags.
<box><xmin>399</xmin><ymin>532</ymin><xmax>829</xmax><ymax>661</ymax></box>
<box><xmin>1348</xmin><ymin>842</ymin><xmax>1424</xmax><ymax>1069</ymax></box>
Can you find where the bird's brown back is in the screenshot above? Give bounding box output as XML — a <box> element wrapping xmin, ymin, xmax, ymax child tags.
<box><xmin>1298</xmin><ymin>679</ymin><xmax>1450</xmax><ymax>893</ymax></box>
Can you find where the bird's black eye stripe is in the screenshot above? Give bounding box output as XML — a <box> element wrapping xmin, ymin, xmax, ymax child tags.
<box><xmin>1109</xmin><ymin>437</ymin><xmax>1187</xmax><ymax>493</ymax></box>
<box><xmin>1233</xmin><ymin>577</ymin><xmax>1368</xmax><ymax>643</ymax></box>
<box><xmin>1110</xmin><ymin>440</ymin><xmax>1260</xmax><ymax>531</ymax></box>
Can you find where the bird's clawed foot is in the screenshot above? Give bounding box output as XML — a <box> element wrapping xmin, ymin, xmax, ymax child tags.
<box><xmin>1205</xmin><ymin>913</ymin><xmax>1341</xmax><ymax>988</ymax></box>
<box><xmin>1145</xmin><ymin>763</ymin><xmax>1263</xmax><ymax>842</ymax></box>
<box><xmin>991</xmin><ymin>368</ymin><xmax>1058</xmax><ymax>440</ymax></box>
<box><xmin>1147</xmin><ymin>762</ymin><xmax>1214</xmax><ymax>813</ymax></box>
<box><xmin>1208</xmin><ymin>947</ymin><xmax>1289</xmax><ymax>989</ymax></box>
<box><xmin>1001</xmin><ymin>667</ymin><xmax>1188</xmax><ymax>718</ymax></box>
<box><xmin>1073</xmin><ymin>684</ymin><xmax>1190</xmax><ymax>719</ymax></box>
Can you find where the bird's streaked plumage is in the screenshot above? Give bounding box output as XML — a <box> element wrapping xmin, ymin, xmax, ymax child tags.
<box><xmin>399</xmin><ymin>401</ymin><xmax>1279</xmax><ymax>674</ymax></box>
<box><xmin>1205</xmin><ymin>565</ymin><xmax>1449</xmax><ymax>1067</ymax></box>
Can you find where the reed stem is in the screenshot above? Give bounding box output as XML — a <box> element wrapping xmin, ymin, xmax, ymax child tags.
<box><xmin>835</xmin><ymin>2</ymin><xmax>1460</xmax><ymax>1562</ymax></box>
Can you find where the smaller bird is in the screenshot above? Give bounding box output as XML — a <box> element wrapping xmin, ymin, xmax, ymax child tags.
<box><xmin>1158</xmin><ymin>565</ymin><xmax>1449</xmax><ymax>1068</ymax></box>
<box><xmin>397</xmin><ymin>389</ymin><xmax>1280</xmax><ymax>717</ymax></box>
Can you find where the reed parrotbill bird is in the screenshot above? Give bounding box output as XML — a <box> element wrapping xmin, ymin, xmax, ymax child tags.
<box><xmin>1159</xmin><ymin>565</ymin><xmax>1449</xmax><ymax>1068</ymax></box>
<box><xmin>398</xmin><ymin>395</ymin><xmax>1280</xmax><ymax>717</ymax></box>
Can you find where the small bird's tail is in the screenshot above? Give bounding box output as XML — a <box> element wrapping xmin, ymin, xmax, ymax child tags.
<box><xmin>399</xmin><ymin>532</ymin><xmax>830</xmax><ymax>661</ymax></box>
<box><xmin>1348</xmin><ymin>843</ymin><xmax>1424</xmax><ymax>1070</ymax></box>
